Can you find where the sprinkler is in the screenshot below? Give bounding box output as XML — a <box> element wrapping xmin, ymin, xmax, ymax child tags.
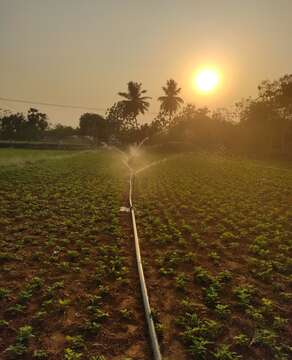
<box><xmin>109</xmin><ymin>139</ymin><xmax>163</xmax><ymax>360</ymax></box>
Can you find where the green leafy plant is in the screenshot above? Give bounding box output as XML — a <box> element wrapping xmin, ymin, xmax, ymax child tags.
<box><xmin>213</xmin><ymin>344</ymin><xmax>241</xmax><ymax>359</ymax></box>
<box><xmin>119</xmin><ymin>308</ymin><xmax>133</xmax><ymax>320</ymax></box>
<box><xmin>64</xmin><ymin>348</ymin><xmax>83</xmax><ymax>360</ymax></box>
<box><xmin>5</xmin><ymin>343</ymin><xmax>28</xmax><ymax>358</ymax></box>
<box><xmin>33</xmin><ymin>349</ymin><xmax>49</xmax><ymax>358</ymax></box>
<box><xmin>0</xmin><ymin>287</ymin><xmax>10</xmax><ymax>300</ymax></box>
<box><xmin>66</xmin><ymin>335</ymin><xmax>87</xmax><ymax>351</ymax></box>
<box><xmin>234</xmin><ymin>334</ymin><xmax>249</xmax><ymax>347</ymax></box>
<box><xmin>215</xmin><ymin>303</ymin><xmax>231</xmax><ymax>319</ymax></box>
<box><xmin>175</xmin><ymin>273</ymin><xmax>188</xmax><ymax>290</ymax></box>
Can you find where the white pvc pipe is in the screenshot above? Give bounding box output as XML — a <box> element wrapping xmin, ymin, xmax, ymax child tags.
<box><xmin>129</xmin><ymin>172</ymin><xmax>162</xmax><ymax>360</ymax></box>
<box><xmin>110</xmin><ymin>145</ymin><xmax>163</xmax><ymax>359</ymax></box>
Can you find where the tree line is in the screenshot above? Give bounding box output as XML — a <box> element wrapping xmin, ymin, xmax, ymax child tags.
<box><xmin>1</xmin><ymin>75</ymin><xmax>292</xmax><ymax>157</ymax></box>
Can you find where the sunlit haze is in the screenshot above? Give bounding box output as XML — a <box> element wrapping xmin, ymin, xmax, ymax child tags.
<box><xmin>1</xmin><ymin>0</ymin><xmax>292</xmax><ymax>125</ymax></box>
<box><xmin>194</xmin><ymin>69</ymin><xmax>220</xmax><ymax>94</ymax></box>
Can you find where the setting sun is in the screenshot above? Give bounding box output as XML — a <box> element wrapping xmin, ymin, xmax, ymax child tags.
<box><xmin>195</xmin><ymin>68</ymin><xmax>220</xmax><ymax>93</ymax></box>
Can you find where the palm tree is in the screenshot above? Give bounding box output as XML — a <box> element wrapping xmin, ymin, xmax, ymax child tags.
<box><xmin>118</xmin><ymin>81</ymin><xmax>151</xmax><ymax>128</ymax></box>
<box><xmin>158</xmin><ymin>79</ymin><xmax>184</xmax><ymax>126</ymax></box>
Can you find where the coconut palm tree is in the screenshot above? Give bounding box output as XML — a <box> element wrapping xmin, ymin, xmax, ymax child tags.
<box><xmin>118</xmin><ymin>81</ymin><xmax>151</xmax><ymax>128</ymax></box>
<box><xmin>158</xmin><ymin>79</ymin><xmax>184</xmax><ymax>126</ymax></box>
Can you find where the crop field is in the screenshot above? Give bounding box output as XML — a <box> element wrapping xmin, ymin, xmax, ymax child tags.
<box><xmin>135</xmin><ymin>153</ymin><xmax>292</xmax><ymax>360</ymax></box>
<box><xmin>0</xmin><ymin>149</ymin><xmax>78</xmax><ymax>167</ymax></box>
<box><xmin>0</xmin><ymin>149</ymin><xmax>291</xmax><ymax>360</ymax></box>
<box><xmin>0</xmin><ymin>150</ymin><xmax>150</xmax><ymax>360</ymax></box>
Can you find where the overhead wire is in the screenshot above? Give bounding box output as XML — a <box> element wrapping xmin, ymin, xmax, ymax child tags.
<box><xmin>0</xmin><ymin>96</ymin><xmax>159</xmax><ymax>115</ymax></box>
<box><xmin>0</xmin><ymin>96</ymin><xmax>106</xmax><ymax>112</ymax></box>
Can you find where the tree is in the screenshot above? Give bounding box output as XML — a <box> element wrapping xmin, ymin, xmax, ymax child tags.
<box><xmin>0</xmin><ymin>108</ymin><xmax>48</xmax><ymax>141</ymax></box>
<box><xmin>79</xmin><ymin>113</ymin><xmax>108</xmax><ymax>143</ymax></box>
<box><xmin>25</xmin><ymin>108</ymin><xmax>48</xmax><ymax>140</ymax></box>
<box><xmin>247</xmin><ymin>74</ymin><xmax>292</xmax><ymax>155</ymax></box>
<box><xmin>106</xmin><ymin>102</ymin><xmax>128</xmax><ymax>133</ymax></box>
<box><xmin>46</xmin><ymin>124</ymin><xmax>76</xmax><ymax>141</ymax></box>
<box><xmin>237</xmin><ymin>99</ymin><xmax>282</xmax><ymax>154</ymax></box>
<box><xmin>158</xmin><ymin>79</ymin><xmax>184</xmax><ymax>127</ymax></box>
<box><xmin>118</xmin><ymin>81</ymin><xmax>151</xmax><ymax>128</ymax></box>
<box><xmin>0</xmin><ymin>113</ymin><xmax>25</xmax><ymax>140</ymax></box>
<box><xmin>152</xmin><ymin>111</ymin><xmax>169</xmax><ymax>131</ymax></box>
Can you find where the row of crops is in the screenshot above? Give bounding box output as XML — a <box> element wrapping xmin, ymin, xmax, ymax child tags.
<box><xmin>0</xmin><ymin>151</ymin><xmax>150</xmax><ymax>359</ymax></box>
<box><xmin>135</xmin><ymin>153</ymin><xmax>292</xmax><ymax>360</ymax></box>
<box><xmin>0</xmin><ymin>149</ymin><xmax>291</xmax><ymax>359</ymax></box>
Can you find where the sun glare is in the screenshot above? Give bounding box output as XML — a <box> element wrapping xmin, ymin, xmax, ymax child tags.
<box><xmin>195</xmin><ymin>68</ymin><xmax>220</xmax><ymax>93</ymax></box>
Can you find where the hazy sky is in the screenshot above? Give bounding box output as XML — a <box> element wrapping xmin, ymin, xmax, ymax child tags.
<box><xmin>1</xmin><ymin>0</ymin><xmax>292</xmax><ymax>126</ymax></box>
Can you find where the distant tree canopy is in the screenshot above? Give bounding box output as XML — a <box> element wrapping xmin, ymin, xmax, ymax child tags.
<box><xmin>106</xmin><ymin>102</ymin><xmax>131</xmax><ymax>132</ymax></box>
<box><xmin>79</xmin><ymin>113</ymin><xmax>108</xmax><ymax>142</ymax></box>
<box><xmin>1</xmin><ymin>76</ymin><xmax>291</xmax><ymax>157</ymax></box>
<box><xmin>155</xmin><ymin>74</ymin><xmax>292</xmax><ymax>157</ymax></box>
<box><xmin>0</xmin><ymin>108</ymin><xmax>48</xmax><ymax>141</ymax></box>
<box><xmin>164</xmin><ymin>104</ymin><xmax>236</xmax><ymax>151</ymax></box>
<box><xmin>118</xmin><ymin>81</ymin><xmax>151</xmax><ymax>129</ymax></box>
<box><xmin>235</xmin><ymin>74</ymin><xmax>292</xmax><ymax>155</ymax></box>
<box><xmin>158</xmin><ymin>79</ymin><xmax>184</xmax><ymax>127</ymax></box>
<box><xmin>46</xmin><ymin>124</ymin><xmax>77</xmax><ymax>141</ymax></box>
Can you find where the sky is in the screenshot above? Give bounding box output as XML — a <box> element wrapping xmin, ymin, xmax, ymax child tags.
<box><xmin>0</xmin><ymin>0</ymin><xmax>292</xmax><ymax>126</ymax></box>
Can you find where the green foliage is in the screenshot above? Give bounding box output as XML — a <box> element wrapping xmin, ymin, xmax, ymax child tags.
<box><xmin>16</xmin><ymin>325</ymin><xmax>34</xmax><ymax>344</ymax></box>
<box><xmin>0</xmin><ymin>151</ymin><xmax>126</xmax><ymax>359</ymax></box>
<box><xmin>118</xmin><ymin>81</ymin><xmax>151</xmax><ymax>129</ymax></box>
<box><xmin>273</xmin><ymin>316</ymin><xmax>288</xmax><ymax>330</ymax></box>
<box><xmin>0</xmin><ymin>319</ymin><xmax>9</xmax><ymax>328</ymax></box>
<box><xmin>209</xmin><ymin>251</ymin><xmax>220</xmax><ymax>264</ymax></box>
<box><xmin>4</xmin><ymin>325</ymin><xmax>34</xmax><ymax>358</ymax></box>
<box><xmin>66</xmin><ymin>335</ymin><xmax>87</xmax><ymax>351</ymax></box>
<box><xmin>0</xmin><ymin>108</ymin><xmax>48</xmax><ymax>141</ymax></box>
<box><xmin>217</xmin><ymin>270</ymin><xmax>233</xmax><ymax>283</ymax></box>
<box><xmin>119</xmin><ymin>308</ymin><xmax>133</xmax><ymax>320</ymax></box>
<box><xmin>175</xmin><ymin>273</ymin><xmax>188</xmax><ymax>290</ymax></box>
<box><xmin>67</xmin><ymin>250</ymin><xmax>79</xmax><ymax>261</ymax></box>
<box><xmin>7</xmin><ymin>303</ymin><xmax>25</xmax><ymax>315</ymax></box>
<box><xmin>234</xmin><ymin>334</ymin><xmax>249</xmax><ymax>346</ymax></box>
<box><xmin>188</xmin><ymin>337</ymin><xmax>211</xmax><ymax>359</ymax></box>
<box><xmin>135</xmin><ymin>152</ymin><xmax>292</xmax><ymax>359</ymax></box>
<box><xmin>215</xmin><ymin>304</ymin><xmax>231</xmax><ymax>319</ymax></box>
<box><xmin>64</xmin><ymin>348</ymin><xmax>83</xmax><ymax>360</ymax></box>
<box><xmin>33</xmin><ymin>350</ymin><xmax>49</xmax><ymax>358</ymax></box>
<box><xmin>1</xmin><ymin>149</ymin><xmax>291</xmax><ymax>360</ymax></box>
<box><xmin>84</xmin><ymin>320</ymin><xmax>102</xmax><ymax>335</ymax></box>
<box><xmin>0</xmin><ymin>287</ymin><xmax>10</xmax><ymax>300</ymax></box>
<box><xmin>204</xmin><ymin>285</ymin><xmax>220</xmax><ymax>308</ymax></box>
<box><xmin>194</xmin><ymin>266</ymin><xmax>214</xmax><ymax>285</ymax></box>
<box><xmin>233</xmin><ymin>285</ymin><xmax>255</xmax><ymax>308</ymax></box>
<box><xmin>213</xmin><ymin>344</ymin><xmax>241</xmax><ymax>360</ymax></box>
<box><xmin>5</xmin><ymin>343</ymin><xmax>28</xmax><ymax>358</ymax></box>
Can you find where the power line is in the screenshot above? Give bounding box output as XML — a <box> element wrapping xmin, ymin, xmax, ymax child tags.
<box><xmin>0</xmin><ymin>95</ymin><xmax>159</xmax><ymax>116</ymax></box>
<box><xmin>0</xmin><ymin>96</ymin><xmax>107</xmax><ymax>112</ymax></box>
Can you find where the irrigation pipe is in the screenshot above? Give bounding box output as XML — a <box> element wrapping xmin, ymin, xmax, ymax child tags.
<box><xmin>109</xmin><ymin>144</ymin><xmax>163</xmax><ymax>359</ymax></box>
<box><xmin>128</xmin><ymin>170</ymin><xmax>162</xmax><ymax>360</ymax></box>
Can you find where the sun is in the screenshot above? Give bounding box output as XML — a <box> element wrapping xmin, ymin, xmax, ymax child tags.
<box><xmin>194</xmin><ymin>68</ymin><xmax>220</xmax><ymax>93</ymax></box>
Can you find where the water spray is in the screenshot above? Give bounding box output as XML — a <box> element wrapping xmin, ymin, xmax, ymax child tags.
<box><xmin>109</xmin><ymin>140</ymin><xmax>163</xmax><ymax>360</ymax></box>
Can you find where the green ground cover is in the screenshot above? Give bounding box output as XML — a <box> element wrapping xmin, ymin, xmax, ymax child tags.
<box><xmin>1</xmin><ymin>149</ymin><xmax>291</xmax><ymax>359</ymax></box>
<box><xmin>135</xmin><ymin>153</ymin><xmax>292</xmax><ymax>360</ymax></box>
<box><xmin>0</xmin><ymin>150</ymin><xmax>149</xmax><ymax>359</ymax></box>
<box><xmin>0</xmin><ymin>149</ymin><xmax>78</xmax><ymax>167</ymax></box>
